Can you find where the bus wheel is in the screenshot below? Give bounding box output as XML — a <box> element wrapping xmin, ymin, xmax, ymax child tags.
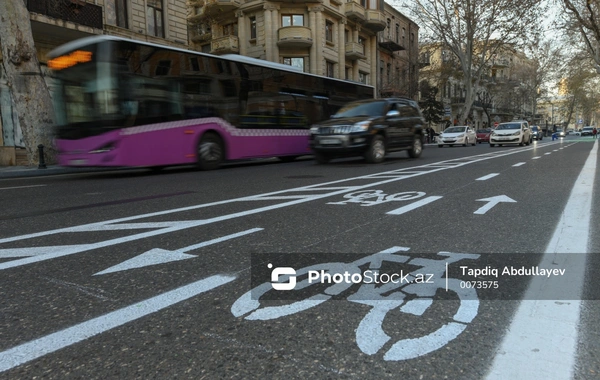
<box><xmin>197</xmin><ymin>132</ymin><xmax>223</xmax><ymax>170</ymax></box>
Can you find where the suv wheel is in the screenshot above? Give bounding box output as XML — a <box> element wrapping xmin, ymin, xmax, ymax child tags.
<box><xmin>365</xmin><ymin>135</ymin><xmax>386</xmax><ymax>163</ymax></box>
<box><xmin>408</xmin><ymin>136</ymin><xmax>423</xmax><ymax>158</ymax></box>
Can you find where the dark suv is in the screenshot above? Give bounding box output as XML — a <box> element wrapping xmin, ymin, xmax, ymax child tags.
<box><xmin>309</xmin><ymin>98</ymin><xmax>425</xmax><ymax>164</ymax></box>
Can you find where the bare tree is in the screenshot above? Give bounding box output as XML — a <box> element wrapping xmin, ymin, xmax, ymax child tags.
<box><xmin>403</xmin><ymin>0</ymin><xmax>545</xmax><ymax>124</ymax></box>
<box><xmin>562</xmin><ymin>0</ymin><xmax>600</xmax><ymax>71</ymax></box>
<box><xmin>0</xmin><ymin>0</ymin><xmax>56</xmax><ymax>165</ymax></box>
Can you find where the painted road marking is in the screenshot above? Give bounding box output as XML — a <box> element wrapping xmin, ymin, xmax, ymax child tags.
<box><xmin>386</xmin><ymin>196</ymin><xmax>443</xmax><ymax>215</ymax></box>
<box><xmin>0</xmin><ymin>274</ymin><xmax>236</xmax><ymax>373</ymax></box>
<box><xmin>473</xmin><ymin>195</ymin><xmax>517</xmax><ymax>215</ymax></box>
<box><xmin>476</xmin><ymin>173</ymin><xmax>499</xmax><ymax>181</ymax></box>
<box><xmin>532</xmin><ymin>157</ymin><xmax>541</xmax><ymax>160</ymax></box>
<box><xmin>512</xmin><ymin>162</ymin><xmax>526</xmax><ymax>167</ymax></box>
<box><xmin>0</xmin><ymin>141</ymin><xmax>564</xmax><ymax>271</ymax></box>
<box><xmin>485</xmin><ymin>141</ymin><xmax>598</xmax><ymax>380</ymax></box>
<box><xmin>94</xmin><ymin>228</ymin><xmax>263</xmax><ymax>275</ymax></box>
<box><xmin>544</xmin><ymin>152</ymin><xmax>552</xmax><ymax>155</ymax></box>
<box><xmin>0</xmin><ymin>184</ymin><xmax>46</xmax><ymax>191</ymax></box>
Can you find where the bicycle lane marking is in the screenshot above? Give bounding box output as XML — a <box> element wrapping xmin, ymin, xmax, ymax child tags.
<box><xmin>0</xmin><ymin>274</ymin><xmax>236</xmax><ymax>373</ymax></box>
<box><xmin>485</xmin><ymin>140</ymin><xmax>598</xmax><ymax>380</ymax></box>
<box><xmin>0</xmin><ymin>141</ymin><xmax>565</xmax><ymax>272</ymax></box>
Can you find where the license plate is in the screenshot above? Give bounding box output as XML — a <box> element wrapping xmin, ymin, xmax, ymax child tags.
<box><xmin>69</xmin><ymin>159</ymin><xmax>88</xmax><ymax>166</ymax></box>
<box><xmin>497</xmin><ymin>136</ymin><xmax>511</xmax><ymax>140</ymax></box>
<box><xmin>320</xmin><ymin>139</ymin><xmax>340</xmax><ymax>145</ymax></box>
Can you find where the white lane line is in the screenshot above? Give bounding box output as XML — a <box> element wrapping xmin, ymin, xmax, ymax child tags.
<box><xmin>0</xmin><ymin>274</ymin><xmax>235</xmax><ymax>373</ymax></box>
<box><xmin>544</xmin><ymin>152</ymin><xmax>552</xmax><ymax>155</ymax></box>
<box><xmin>512</xmin><ymin>162</ymin><xmax>526</xmax><ymax>167</ymax></box>
<box><xmin>386</xmin><ymin>196</ymin><xmax>443</xmax><ymax>215</ymax></box>
<box><xmin>476</xmin><ymin>173</ymin><xmax>499</xmax><ymax>181</ymax></box>
<box><xmin>0</xmin><ymin>184</ymin><xmax>46</xmax><ymax>191</ymax></box>
<box><xmin>486</xmin><ymin>141</ymin><xmax>597</xmax><ymax>380</ymax></box>
<box><xmin>532</xmin><ymin>157</ymin><xmax>541</xmax><ymax>160</ymax></box>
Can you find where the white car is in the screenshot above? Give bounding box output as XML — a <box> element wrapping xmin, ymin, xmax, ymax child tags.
<box><xmin>489</xmin><ymin>121</ymin><xmax>531</xmax><ymax>147</ymax></box>
<box><xmin>437</xmin><ymin>126</ymin><xmax>477</xmax><ymax>147</ymax></box>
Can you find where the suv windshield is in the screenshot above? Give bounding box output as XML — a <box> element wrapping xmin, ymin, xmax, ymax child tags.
<box><xmin>333</xmin><ymin>101</ymin><xmax>386</xmax><ymax>118</ymax></box>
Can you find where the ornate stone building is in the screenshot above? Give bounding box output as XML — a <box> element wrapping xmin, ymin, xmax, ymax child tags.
<box><xmin>187</xmin><ymin>0</ymin><xmax>419</xmax><ymax>98</ymax></box>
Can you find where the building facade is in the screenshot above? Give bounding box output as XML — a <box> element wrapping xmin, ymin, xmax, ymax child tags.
<box><xmin>187</xmin><ymin>0</ymin><xmax>419</xmax><ymax>98</ymax></box>
<box><xmin>419</xmin><ymin>42</ymin><xmax>537</xmax><ymax>132</ymax></box>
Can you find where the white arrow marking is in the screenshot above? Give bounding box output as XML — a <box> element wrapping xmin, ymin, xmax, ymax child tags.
<box><xmin>94</xmin><ymin>249</ymin><xmax>196</xmax><ymax>275</ymax></box>
<box><xmin>94</xmin><ymin>228</ymin><xmax>263</xmax><ymax>275</ymax></box>
<box><xmin>473</xmin><ymin>195</ymin><xmax>516</xmax><ymax>215</ymax></box>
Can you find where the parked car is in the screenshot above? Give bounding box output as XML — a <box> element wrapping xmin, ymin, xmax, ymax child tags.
<box><xmin>438</xmin><ymin>126</ymin><xmax>477</xmax><ymax>147</ymax></box>
<box><xmin>309</xmin><ymin>98</ymin><xmax>425</xmax><ymax>164</ymax></box>
<box><xmin>489</xmin><ymin>121</ymin><xmax>532</xmax><ymax>147</ymax></box>
<box><xmin>581</xmin><ymin>126</ymin><xmax>595</xmax><ymax>136</ymax></box>
<box><xmin>530</xmin><ymin>125</ymin><xmax>543</xmax><ymax>140</ymax></box>
<box><xmin>476</xmin><ymin>128</ymin><xmax>491</xmax><ymax>143</ymax></box>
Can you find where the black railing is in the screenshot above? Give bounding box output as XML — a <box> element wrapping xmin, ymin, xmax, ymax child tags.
<box><xmin>27</xmin><ymin>0</ymin><xmax>103</xmax><ymax>30</ymax></box>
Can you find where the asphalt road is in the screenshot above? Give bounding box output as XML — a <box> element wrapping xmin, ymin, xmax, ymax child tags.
<box><xmin>0</xmin><ymin>136</ymin><xmax>598</xmax><ymax>380</ymax></box>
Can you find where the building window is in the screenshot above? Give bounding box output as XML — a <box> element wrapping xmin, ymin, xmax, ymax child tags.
<box><xmin>282</xmin><ymin>15</ymin><xmax>304</xmax><ymax>27</ymax></box>
<box><xmin>155</xmin><ymin>60</ymin><xmax>171</xmax><ymax>76</ymax></box>
<box><xmin>358</xmin><ymin>36</ymin><xmax>365</xmax><ymax>54</ymax></box>
<box><xmin>345</xmin><ymin>67</ymin><xmax>350</xmax><ymax>80</ymax></box>
<box><xmin>402</xmin><ymin>27</ymin><xmax>406</xmax><ymax>46</ymax></box>
<box><xmin>395</xmin><ymin>24</ymin><xmax>399</xmax><ymax>43</ymax></box>
<box><xmin>386</xmin><ymin>63</ymin><xmax>391</xmax><ymax>83</ymax></box>
<box><xmin>223</xmin><ymin>23</ymin><xmax>237</xmax><ymax>36</ymax></box>
<box><xmin>325</xmin><ymin>20</ymin><xmax>334</xmax><ymax>43</ymax></box>
<box><xmin>147</xmin><ymin>0</ymin><xmax>164</xmax><ymax>37</ymax></box>
<box><xmin>283</xmin><ymin>57</ymin><xmax>305</xmax><ymax>72</ymax></box>
<box><xmin>326</xmin><ymin>61</ymin><xmax>335</xmax><ymax>78</ymax></box>
<box><xmin>411</xmin><ymin>33</ymin><xmax>415</xmax><ymax>46</ymax></box>
<box><xmin>359</xmin><ymin>71</ymin><xmax>367</xmax><ymax>84</ymax></box>
<box><xmin>201</xmin><ymin>44</ymin><xmax>210</xmax><ymax>53</ymax></box>
<box><xmin>250</xmin><ymin>17</ymin><xmax>257</xmax><ymax>39</ymax></box>
<box><xmin>106</xmin><ymin>0</ymin><xmax>128</xmax><ymax>28</ymax></box>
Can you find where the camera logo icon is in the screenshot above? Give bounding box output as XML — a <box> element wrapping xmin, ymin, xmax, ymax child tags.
<box><xmin>268</xmin><ymin>263</ymin><xmax>296</xmax><ymax>290</ymax></box>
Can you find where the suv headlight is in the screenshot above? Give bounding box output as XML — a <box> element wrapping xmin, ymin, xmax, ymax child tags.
<box><xmin>511</xmin><ymin>131</ymin><xmax>520</xmax><ymax>136</ymax></box>
<box><xmin>456</xmin><ymin>134</ymin><xmax>464</xmax><ymax>138</ymax></box>
<box><xmin>351</xmin><ymin>120</ymin><xmax>371</xmax><ymax>132</ymax></box>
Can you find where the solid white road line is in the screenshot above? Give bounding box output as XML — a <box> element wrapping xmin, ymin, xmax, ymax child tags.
<box><xmin>386</xmin><ymin>196</ymin><xmax>443</xmax><ymax>215</ymax></box>
<box><xmin>512</xmin><ymin>162</ymin><xmax>526</xmax><ymax>167</ymax></box>
<box><xmin>486</xmin><ymin>141</ymin><xmax>597</xmax><ymax>379</ymax></box>
<box><xmin>0</xmin><ymin>274</ymin><xmax>235</xmax><ymax>373</ymax></box>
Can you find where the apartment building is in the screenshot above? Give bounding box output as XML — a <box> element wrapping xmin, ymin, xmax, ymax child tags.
<box><xmin>419</xmin><ymin>42</ymin><xmax>537</xmax><ymax>131</ymax></box>
<box><xmin>187</xmin><ymin>0</ymin><xmax>419</xmax><ymax>98</ymax></box>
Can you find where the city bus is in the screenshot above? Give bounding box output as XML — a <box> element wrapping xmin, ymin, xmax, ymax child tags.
<box><xmin>47</xmin><ymin>35</ymin><xmax>374</xmax><ymax>170</ymax></box>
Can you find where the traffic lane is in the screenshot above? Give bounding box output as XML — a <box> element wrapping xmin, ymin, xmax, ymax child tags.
<box><xmin>1</xmin><ymin>146</ymin><xmax>588</xmax><ymax>377</ymax></box>
<box><xmin>0</xmin><ymin>221</ymin><xmax>520</xmax><ymax>380</ymax></box>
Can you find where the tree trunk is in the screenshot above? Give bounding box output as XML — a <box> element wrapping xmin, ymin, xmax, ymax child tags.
<box><xmin>0</xmin><ymin>0</ymin><xmax>57</xmax><ymax>165</ymax></box>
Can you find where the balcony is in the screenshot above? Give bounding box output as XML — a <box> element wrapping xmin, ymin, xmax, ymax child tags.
<box><xmin>493</xmin><ymin>58</ymin><xmax>510</xmax><ymax>67</ymax></box>
<box><xmin>345</xmin><ymin>1</ymin><xmax>366</xmax><ymax>22</ymax></box>
<box><xmin>378</xmin><ymin>36</ymin><xmax>404</xmax><ymax>52</ymax></box>
<box><xmin>345</xmin><ymin>42</ymin><xmax>366</xmax><ymax>60</ymax></box>
<box><xmin>190</xmin><ymin>30</ymin><xmax>212</xmax><ymax>43</ymax></box>
<box><xmin>189</xmin><ymin>0</ymin><xmax>241</xmax><ymax>20</ymax></box>
<box><xmin>363</xmin><ymin>10</ymin><xmax>386</xmax><ymax>32</ymax></box>
<box><xmin>26</xmin><ymin>0</ymin><xmax>102</xmax><ymax>29</ymax></box>
<box><xmin>211</xmin><ymin>35</ymin><xmax>239</xmax><ymax>54</ymax></box>
<box><xmin>277</xmin><ymin>26</ymin><xmax>313</xmax><ymax>48</ymax></box>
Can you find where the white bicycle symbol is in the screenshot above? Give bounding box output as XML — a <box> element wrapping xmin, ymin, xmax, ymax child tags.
<box><xmin>327</xmin><ymin>190</ymin><xmax>426</xmax><ymax>206</ymax></box>
<box><xmin>231</xmin><ymin>247</ymin><xmax>480</xmax><ymax>361</ymax></box>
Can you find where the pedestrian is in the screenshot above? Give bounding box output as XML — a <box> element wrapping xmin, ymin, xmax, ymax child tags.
<box><xmin>428</xmin><ymin>127</ymin><xmax>435</xmax><ymax>144</ymax></box>
<box><xmin>593</xmin><ymin>127</ymin><xmax>598</xmax><ymax>139</ymax></box>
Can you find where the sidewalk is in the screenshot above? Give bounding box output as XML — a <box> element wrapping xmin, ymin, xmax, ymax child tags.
<box><xmin>0</xmin><ymin>164</ymin><xmax>118</xmax><ymax>179</ymax></box>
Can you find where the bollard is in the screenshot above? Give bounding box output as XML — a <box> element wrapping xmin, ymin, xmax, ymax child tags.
<box><xmin>37</xmin><ymin>144</ymin><xmax>47</xmax><ymax>169</ymax></box>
